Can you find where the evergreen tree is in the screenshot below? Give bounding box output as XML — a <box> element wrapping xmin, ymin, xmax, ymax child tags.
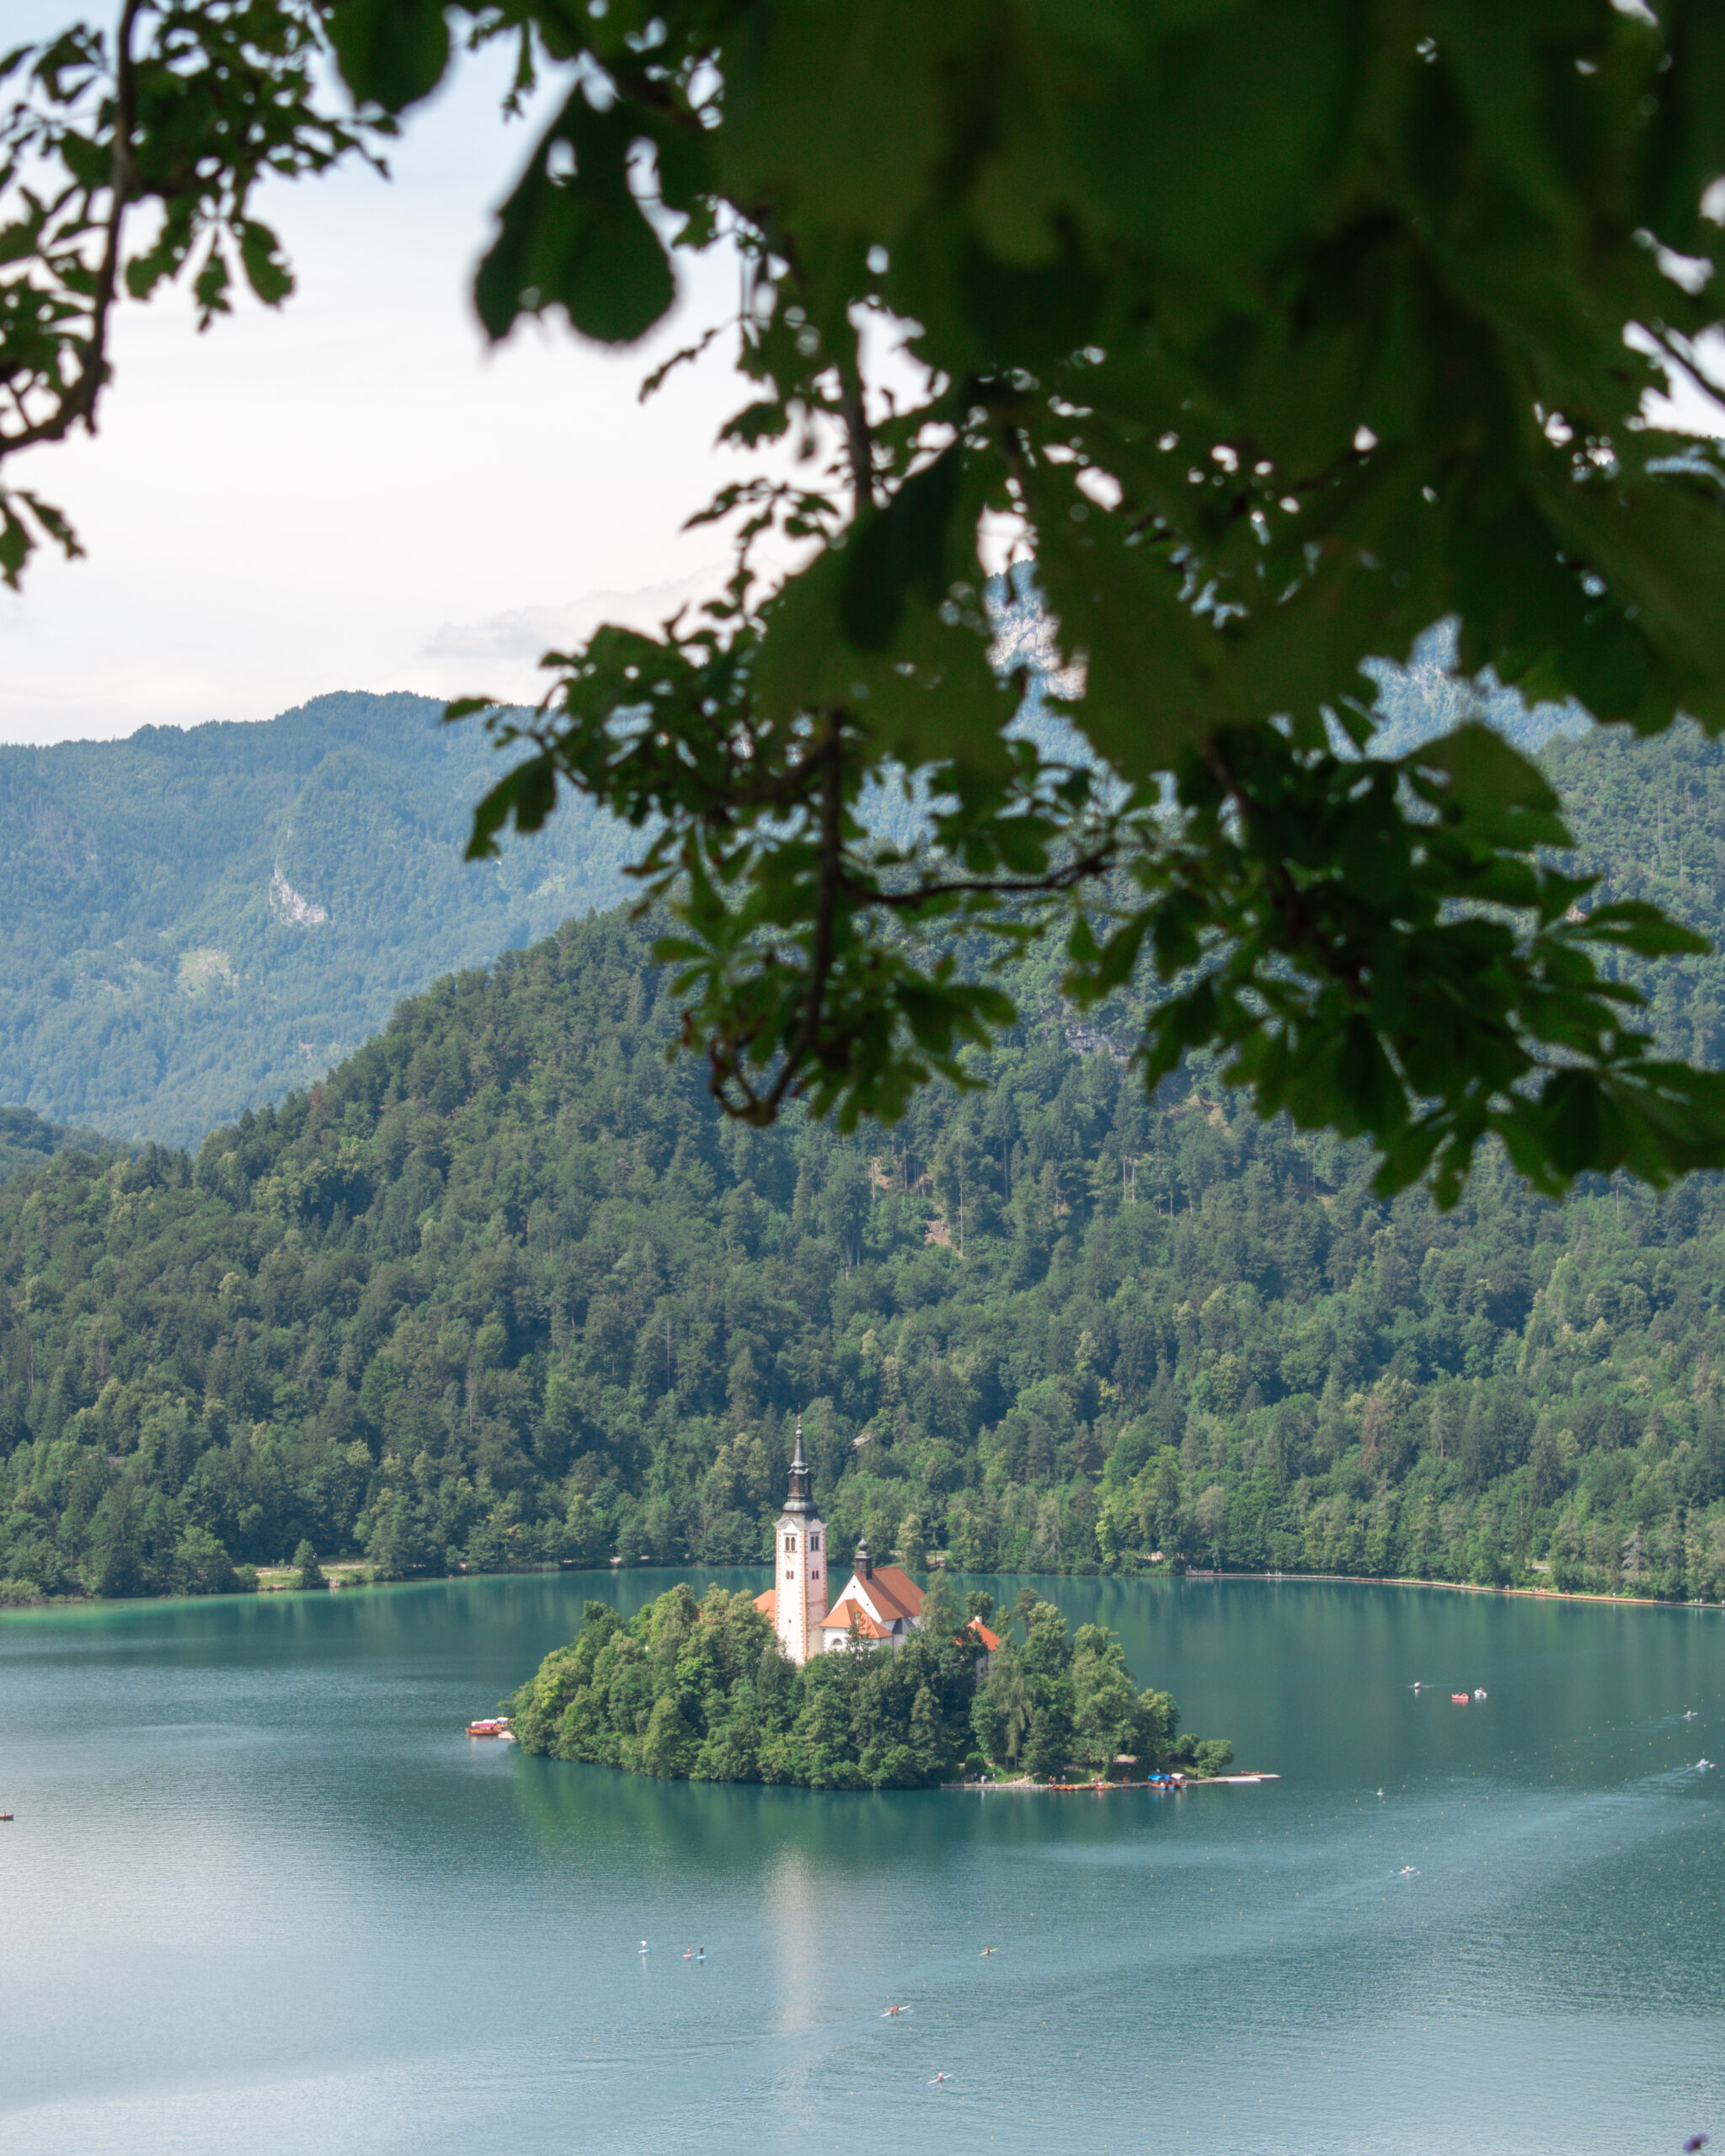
<box><xmin>6</xmin><ymin>728</ymin><xmax>1725</xmax><ymax>1612</ymax></box>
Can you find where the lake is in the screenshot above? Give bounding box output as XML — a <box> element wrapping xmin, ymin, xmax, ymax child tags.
<box><xmin>2</xmin><ymin>1571</ymin><xmax>1721</xmax><ymax>2154</ymax></box>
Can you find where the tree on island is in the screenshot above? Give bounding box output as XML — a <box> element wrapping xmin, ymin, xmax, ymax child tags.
<box><xmin>511</xmin><ymin>1581</ymin><xmax>1224</xmax><ymax>1788</ymax></box>
<box><xmin>7</xmin><ymin>8</ymin><xmax>1725</xmax><ymax>1204</ymax></box>
<box><xmin>973</xmin><ymin>1590</ymin><xmax>1186</xmax><ymax>1779</ymax></box>
<box><xmin>292</xmin><ymin>1540</ymin><xmax>327</xmax><ymax>1591</ymax></box>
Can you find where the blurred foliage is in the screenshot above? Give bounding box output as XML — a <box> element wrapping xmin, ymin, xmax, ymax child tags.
<box><xmin>0</xmin><ymin>0</ymin><xmax>381</xmax><ymax>579</ymax></box>
<box><xmin>8</xmin><ymin>3</ymin><xmax>1725</xmax><ymax>1198</ymax></box>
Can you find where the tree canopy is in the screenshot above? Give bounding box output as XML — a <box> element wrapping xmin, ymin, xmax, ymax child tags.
<box><xmin>12</xmin><ymin>728</ymin><xmax>1725</xmax><ymax>1614</ymax></box>
<box><xmin>8</xmin><ymin>3</ymin><xmax>1725</xmax><ymax>1199</ymax></box>
<box><xmin>508</xmin><ymin>1580</ymin><xmax>1215</xmax><ymax>1787</ymax></box>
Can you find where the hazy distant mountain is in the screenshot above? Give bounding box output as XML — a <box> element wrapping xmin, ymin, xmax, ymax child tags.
<box><xmin>0</xmin><ymin>692</ymin><xmax>633</xmax><ymax>1146</ymax></box>
<box><xmin>0</xmin><ymin>625</ymin><xmax>1601</xmax><ymax>1152</ymax></box>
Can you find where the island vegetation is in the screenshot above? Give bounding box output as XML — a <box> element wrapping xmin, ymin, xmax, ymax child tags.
<box><xmin>510</xmin><ymin>1582</ymin><xmax>1231</xmax><ymax>1790</ymax></box>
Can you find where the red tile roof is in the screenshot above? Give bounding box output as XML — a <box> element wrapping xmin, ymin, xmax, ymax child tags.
<box><xmin>753</xmin><ymin>1587</ymin><xmax>777</xmax><ymax>1620</ymax></box>
<box><xmin>820</xmin><ymin>1598</ymin><xmax>891</xmax><ymax>1641</ymax></box>
<box><xmin>857</xmin><ymin>1564</ymin><xmax>925</xmax><ymax>1623</ymax></box>
<box><xmin>965</xmin><ymin>1618</ymin><xmax>1002</xmax><ymax>1652</ymax></box>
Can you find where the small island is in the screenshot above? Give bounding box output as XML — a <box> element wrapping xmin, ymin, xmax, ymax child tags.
<box><xmin>510</xmin><ymin>1578</ymin><xmax>1234</xmax><ymax>1790</ymax></box>
<box><xmin>511</xmin><ymin>1429</ymin><xmax>1233</xmax><ymax>1790</ymax></box>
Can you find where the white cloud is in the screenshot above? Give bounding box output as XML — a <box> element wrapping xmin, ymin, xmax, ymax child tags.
<box><xmin>0</xmin><ymin>30</ymin><xmax>759</xmax><ymax>744</ymax></box>
<box><xmin>404</xmin><ymin>564</ymin><xmax>734</xmax><ymax>705</ymax></box>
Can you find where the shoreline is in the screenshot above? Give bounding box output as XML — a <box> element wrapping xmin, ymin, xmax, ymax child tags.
<box><xmin>6</xmin><ymin>1561</ymin><xmax>1720</xmax><ymax>1618</ymax></box>
<box><xmin>1178</xmin><ymin>1568</ymin><xmax>1722</xmax><ymax>1611</ymax></box>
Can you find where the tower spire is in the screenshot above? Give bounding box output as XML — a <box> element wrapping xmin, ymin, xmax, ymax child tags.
<box><xmin>782</xmin><ymin>1414</ymin><xmax>814</xmax><ymax>1516</ymax></box>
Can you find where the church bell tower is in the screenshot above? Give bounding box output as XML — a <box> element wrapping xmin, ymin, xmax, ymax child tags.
<box><xmin>774</xmin><ymin>1418</ymin><xmax>826</xmax><ymax>1666</ymax></box>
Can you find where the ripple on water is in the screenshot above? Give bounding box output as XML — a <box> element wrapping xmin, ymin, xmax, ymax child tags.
<box><xmin>2</xmin><ymin>1571</ymin><xmax>1722</xmax><ymax>2156</ymax></box>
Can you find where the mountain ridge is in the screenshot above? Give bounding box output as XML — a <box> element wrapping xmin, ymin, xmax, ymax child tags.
<box><xmin>0</xmin><ymin>619</ymin><xmax>1591</xmax><ymax>1153</ymax></box>
<box><xmin>0</xmin><ymin>691</ymin><xmax>634</xmax><ymax>1146</ymax></box>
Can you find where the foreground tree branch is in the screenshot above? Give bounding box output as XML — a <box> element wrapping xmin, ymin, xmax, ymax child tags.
<box><xmin>9</xmin><ymin>1</ymin><xmax>1725</xmax><ymax>1200</ymax></box>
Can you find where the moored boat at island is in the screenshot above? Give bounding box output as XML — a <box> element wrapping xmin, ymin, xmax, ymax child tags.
<box><xmin>466</xmin><ymin>1717</ymin><xmax>513</xmax><ymax>1738</ymax></box>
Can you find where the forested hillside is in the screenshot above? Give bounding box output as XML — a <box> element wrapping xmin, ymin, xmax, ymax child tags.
<box><xmin>0</xmin><ymin>1107</ymin><xmax>121</xmax><ymax>1190</ymax></box>
<box><xmin>0</xmin><ymin>691</ymin><xmax>633</xmax><ymax>1145</ymax></box>
<box><xmin>0</xmin><ymin>617</ymin><xmax>1587</xmax><ymax>1155</ymax></box>
<box><xmin>6</xmin><ymin>717</ymin><xmax>1725</xmax><ymax>1609</ymax></box>
<box><xmin>1360</xmin><ymin>619</ymin><xmax>1589</xmax><ymax>760</ymax></box>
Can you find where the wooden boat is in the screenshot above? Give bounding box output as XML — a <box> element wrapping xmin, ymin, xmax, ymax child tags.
<box><xmin>466</xmin><ymin>1717</ymin><xmax>510</xmax><ymax>1737</ymax></box>
<box><xmin>1450</xmin><ymin>1692</ymin><xmax>1470</xmax><ymax>1704</ymax></box>
<box><xmin>0</xmin><ymin>1812</ymin><xmax>12</xmax><ymax>1821</ymax></box>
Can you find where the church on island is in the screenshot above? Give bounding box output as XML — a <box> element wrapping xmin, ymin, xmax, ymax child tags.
<box><xmin>753</xmin><ymin>1422</ymin><xmax>1000</xmax><ymax>1668</ymax></box>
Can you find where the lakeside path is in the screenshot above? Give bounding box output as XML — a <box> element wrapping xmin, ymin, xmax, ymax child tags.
<box><xmin>1180</xmin><ymin>1567</ymin><xmax>1723</xmax><ymax>1610</ymax></box>
<box><xmin>11</xmin><ymin>1561</ymin><xmax>1723</xmax><ymax>1617</ymax></box>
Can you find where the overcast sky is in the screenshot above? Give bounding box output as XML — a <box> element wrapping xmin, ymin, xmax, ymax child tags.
<box><xmin>0</xmin><ymin>19</ymin><xmax>760</xmax><ymax>744</ymax></box>
<box><xmin>3</xmin><ymin>13</ymin><xmax>1722</xmax><ymax>749</ymax></box>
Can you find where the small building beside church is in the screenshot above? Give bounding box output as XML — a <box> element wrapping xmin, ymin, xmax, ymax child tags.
<box><xmin>820</xmin><ymin>1536</ymin><xmax>924</xmax><ymax>1652</ymax></box>
<box><xmin>753</xmin><ymin>1427</ymin><xmax>996</xmax><ymax>1670</ymax></box>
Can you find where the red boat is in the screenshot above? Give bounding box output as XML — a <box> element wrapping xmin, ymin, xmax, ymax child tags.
<box><xmin>1450</xmin><ymin>1692</ymin><xmax>1470</xmax><ymax>1704</ymax></box>
<box><xmin>466</xmin><ymin>1717</ymin><xmax>511</xmax><ymax>1737</ymax></box>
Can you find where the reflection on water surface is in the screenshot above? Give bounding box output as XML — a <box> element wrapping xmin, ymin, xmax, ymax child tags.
<box><xmin>1</xmin><ymin>1572</ymin><xmax>1721</xmax><ymax>2154</ymax></box>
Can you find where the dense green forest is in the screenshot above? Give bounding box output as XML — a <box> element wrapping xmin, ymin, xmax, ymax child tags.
<box><xmin>0</xmin><ymin>691</ymin><xmax>633</xmax><ymax>1145</ymax></box>
<box><xmin>7</xmin><ymin>722</ymin><xmax>1725</xmax><ymax>1609</ymax></box>
<box><xmin>0</xmin><ymin>1106</ymin><xmax>121</xmax><ymax>1190</ymax></box>
<box><xmin>510</xmin><ymin>1581</ymin><xmax>1222</xmax><ymax>1789</ymax></box>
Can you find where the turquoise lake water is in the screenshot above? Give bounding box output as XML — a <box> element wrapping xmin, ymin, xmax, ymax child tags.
<box><xmin>2</xmin><ymin>1571</ymin><xmax>1722</xmax><ymax>2154</ymax></box>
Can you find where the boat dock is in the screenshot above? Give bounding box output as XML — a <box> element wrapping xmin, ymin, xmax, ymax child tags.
<box><xmin>943</xmin><ymin>1773</ymin><xmax>1279</xmax><ymax>1792</ymax></box>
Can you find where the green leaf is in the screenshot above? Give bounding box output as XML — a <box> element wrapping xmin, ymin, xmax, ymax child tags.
<box><xmin>237</xmin><ymin>221</ymin><xmax>292</xmax><ymax>308</ymax></box>
<box><xmin>840</xmin><ymin>441</ymin><xmax>963</xmax><ymax>653</ymax></box>
<box><xmin>715</xmin><ymin>0</ymin><xmax>964</xmax><ymax>239</ymax></box>
<box><xmin>474</xmin><ymin>90</ymin><xmax>675</xmax><ymax>347</ymax></box>
<box><xmin>328</xmin><ymin>0</ymin><xmax>452</xmax><ymax>113</ymax></box>
<box><xmin>465</xmin><ymin>755</ymin><xmax>559</xmax><ymax>859</ymax></box>
<box><xmin>1407</xmin><ymin>721</ymin><xmax>1565</xmax><ymax>823</ymax></box>
<box><xmin>1568</xmin><ymin>901</ymin><xmax>1712</xmax><ymax>958</ymax></box>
